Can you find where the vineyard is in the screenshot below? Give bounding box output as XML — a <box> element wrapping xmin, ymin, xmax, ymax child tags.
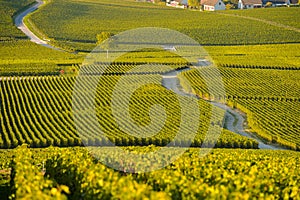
<box><xmin>2</xmin><ymin>41</ymin><xmax>300</xmax><ymax>76</ymax></box>
<box><xmin>0</xmin><ymin>146</ymin><xmax>299</xmax><ymax>199</ymax></box>
<box><xmin>180</xmin><ymin>67</ymin><xmax>300</xmax><ymax>149</ymax></box>
<box><xmin>26</xmin><ymin>0</ymin><xmax>300</xmax><ymax>51</ymax></box>
<box><xmin>222</xmin><ymin>7</ymin><xmax>300</xmax><ymax>29</ymax></box>
<box><xmin>0</xmin><ymin>40</ymin><xmax>82</xmax><ymax>76</ymax></box>
<box><xmin>0</xmin><ymin>73</ymin><xmax>258</xmax><ymax>149</ymax></box>
<box><xmin>235</xmin><ymin>100</ymin><xmax>300</xmax><ymax>149</ymax></box>
<box><xmin>0</xmin><ymin>0</ymin><xmax>35</xmax><ymax>40</ymax></box>
<box><xmin>205</xmin><ymin>44</ymin><xmax>300</xmax><ymax>69</ymax></box>
<box><xmin>180</xmin><ymin>67</ymin><xmax>300</xmax><ymax>100</ymax></box>
<box><xmin>1</xmin><ymin>0</ymin><xmax>300</xmax><ymax>198</ymax></box>
<box><xmin>0</xmin><ymin>0</ymin><xmax>84</xmax><ymax>76</ymax></box>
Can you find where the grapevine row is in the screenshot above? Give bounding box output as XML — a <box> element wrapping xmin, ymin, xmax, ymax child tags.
<box><xmin>180</xmin><ymin>67</ymin><xmax>300</xmax><ymax>150</ymax></box>
<box><xmin>38</xmin><ymin>147</ymin><xmax>300</xmax><ymax>199</ymax></box>
<box><xmin>9</xmin><ymin>145</ymin><xmax>69</xmax><ymax>199</ymax></box>
<box><xmin>0</xmin><ymin>73</ymin><xmax>257</xmax><ymax>148</ymax></box>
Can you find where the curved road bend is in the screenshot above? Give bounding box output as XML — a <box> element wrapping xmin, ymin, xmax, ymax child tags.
<box><xmin>14</xmin><ymin>0</ymin><xmax>58</xmax><ymax>49</ymax></box>
<box><xmin>162</xmin><ymin>68</ymin><xmax>286</xmax><ymax>150</ymax></box>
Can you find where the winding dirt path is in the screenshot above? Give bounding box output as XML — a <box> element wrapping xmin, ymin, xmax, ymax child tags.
<box><xmin>14</xmin><ymin>0</ymin><xmax>57</xmax><ymax>49</ymax></box>
<box><xmin>162</xmin><ymin>67</ymin><xmax>286</xmax><ymax>150</ymax></box>
<box><xmin>13</xmin><ymin>0</ymin><xmax>287</xmax><ymax>150</ymax></box>
<box><xmin>211</xmin><ymin>102</ymin><xmax>286</xmax><ymax>149</ymax></box>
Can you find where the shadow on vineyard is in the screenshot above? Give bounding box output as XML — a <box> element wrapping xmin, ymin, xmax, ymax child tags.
<box><xmin>0</xmin><ymin>176</ymin><xmax>10</xmax><ymax>200</ymax></box>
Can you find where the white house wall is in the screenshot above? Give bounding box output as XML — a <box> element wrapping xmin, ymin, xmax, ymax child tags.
<box><xmin>204</xmin><ymin>5</ymin><xmax>215</xmax><ymax>10</ymax></box>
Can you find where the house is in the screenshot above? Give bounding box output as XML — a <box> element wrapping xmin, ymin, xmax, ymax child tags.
<box><xmin>200</xmin><ymin>0</ymin><xmax>226</xmax><ymax>11</ymax></box>
<box><xmin>238</xmin><ymin>0</ymin><xmax>262</xmax><ymax>9</ymax></box>
<box><xmin>166</xmin><ymin>0</ymin><xmax>188</xmax><ymax>8</ymax></box>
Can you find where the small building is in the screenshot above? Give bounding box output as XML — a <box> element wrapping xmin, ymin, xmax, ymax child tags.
<box><xmin>238</xmin><ymin>0</ymin><xmax>262</xmax><ymax>9</ymax></box>
<box><xmin>163</xmin><ymin>45</ymin><xmax>177</xmax><ymax>51</ymax></box>
<box><xmin>166</xmin><ymin>0</ymin><xmax>188</xmax><ymax>8</ymax></box>
<box><xmin>201</xmin><ymin>0</ymin><xmax>226</xmax><ymax>11</ymax></box>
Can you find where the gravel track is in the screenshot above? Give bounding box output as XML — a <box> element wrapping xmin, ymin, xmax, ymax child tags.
<box><xmin>12</xmin><ymin>0</ymin><xmax>287</xmax><ymax>150</ymax></box>
<box><xmin>162</xmin><ymin>68</ymin><xmax>287</xmax><ymax>150</ymax></box>
<box><xmin>14</xmin><ymin>0</ymin><xmax>58</xmax><ymax>49</ymax></box>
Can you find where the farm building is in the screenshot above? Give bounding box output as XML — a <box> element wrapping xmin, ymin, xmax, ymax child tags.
<box><xmin>166</xmin><ymin>0</ymin><xmax>188</xmax><ymax>8</ymax></box>
<box><xmin>238</xmin><ymin>0</ymin><xmax>263</xmax><ymax>8</ymax></box>
<box><xmin>200</xmin><ymin>0</ymin><xmax>226</xmax><ymax>11</ymax></box>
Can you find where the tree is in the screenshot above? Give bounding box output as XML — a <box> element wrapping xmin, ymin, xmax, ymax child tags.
<box><xmin>188</xmin><ymin>0</ymin><xmax>199</xmax><ymax>8</ymax></box>
<box><xmin>230</xmin><ymin>0</ymin><xmax>239</xmax><ymax>5</ymax></box>
<box><xmin>265</xmin><ymin>2</ymin><xmax>272</xmax><ymax>7</ymax></box>
<box><xmin>96</xmin><ymin>32</ymin><xmax>114</xmax><ymax>45</ymax></box>
<box><xmin>226</xmin><ymin>3</ymin><xmax>234</xmax><ymax>9</ymax></box>
<box><xmin>96</xmin><ymin>32</ymin><xmax>115</xmax><ymax>58</ymax></box>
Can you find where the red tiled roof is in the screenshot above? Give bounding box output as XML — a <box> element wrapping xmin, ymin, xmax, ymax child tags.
<box><xmin>241</xmin><ymin>0</ymin><xmax>262</xmax><ymax>4</ymax></box>
<box><xmin>201</xmin><ymin>0</ymin><xmax>220</xmax><ymax>6</ymax></box>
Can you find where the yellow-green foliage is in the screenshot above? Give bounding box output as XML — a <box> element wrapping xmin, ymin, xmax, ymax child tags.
<box><xmin>9</xmin><ymin>145</ymin><xmax>69</xmax><ymax>200</ymax></box>
<box><xmin>0</xmin><ymin>73</ymin><xmax>257</xmax><ymax>149</ymax></box>
<box><xmin>46</xmin><ymin>147</ymin><xmax>170</xmax><ymax>199</ymax></box>
<box><xmin>0</xmin><ymin>0</ymin><xmax>35</xmax><ymax>39</ymax></box>
<box><xmin>45</xmin><ymin>147</ymin><xmax>300</xmax><ymax>199</ymax></box>
<box><xmin>2</xmin><ymin>146</ymin><xmax>299</xmax><ymax>199</ymax></box>
<box><xmin>181</xmin><ymin>68</ymin><xmax>300</xmax><ymax>149</ymax></box>
<box><xmin>0</xmin><ymin>41</ymin><xmax>82</xmax><ymax>76</ymax></box>
<box><xmin>27</xmin><ymin>0</ymin><xmax>300</xmax><ymax>51</ymax></box>
<box><xmin>222</xmin><ymin>7</ymin><xmax>300</xmax><ymax>29</ymax></box>
<box><xmin>205</xmin><ymin>44</ymin><xmax>300</xmax><ymax>68</ymax></box>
